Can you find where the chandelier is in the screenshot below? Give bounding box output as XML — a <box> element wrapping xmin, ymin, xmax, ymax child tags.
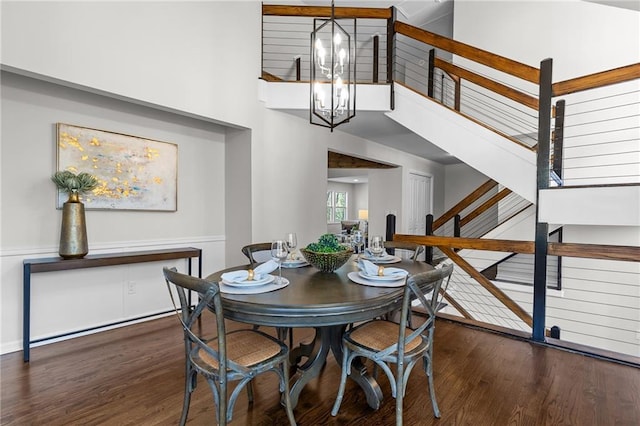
<box><xmin>310</xmin><ymin>1</ymin><xmax>356</xmax><ymax>131</ymax></box>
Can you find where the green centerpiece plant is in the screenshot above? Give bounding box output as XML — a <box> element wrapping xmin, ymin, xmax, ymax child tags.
<box><xmin>51</xmin><ymin>171</ymin><xmax>99</xmax><ymax>259</ymax></box>
<box><xmin>301</xmin><ymin>233</ymin><xmax>353</xmax><ymax>273</ymax></box>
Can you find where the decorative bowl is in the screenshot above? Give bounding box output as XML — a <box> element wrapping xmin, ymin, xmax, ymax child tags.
<box><xmin>300</xmin><ymin>248</ymin><xmax>353</xmax><ymax>273</ymax></box>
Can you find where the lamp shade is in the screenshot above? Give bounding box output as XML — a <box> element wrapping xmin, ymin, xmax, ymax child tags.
<box><xmin>358</xmin><ymin>209</ymin><xmax>369</xmax><ymax>220</ymax></box>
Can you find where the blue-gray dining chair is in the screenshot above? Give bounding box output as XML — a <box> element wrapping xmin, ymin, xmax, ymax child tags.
<box><xmin>331</xmin><ymin>262</ymin><xmax>454</xmax><ymax>425</ymax></box>
<box><xmin>163</xmin><ymin>267</ymin><xmax>296</xmax><ymax>426</ymax></box>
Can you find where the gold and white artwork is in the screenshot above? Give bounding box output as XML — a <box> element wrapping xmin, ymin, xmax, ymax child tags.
<box><xmin>56</xmin><ymin>123</ymin><xmax>177</xmax><ymax>211</ymax></box>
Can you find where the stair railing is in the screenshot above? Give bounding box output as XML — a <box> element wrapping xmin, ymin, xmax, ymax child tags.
<box><xmin>394</xmin><ymin>22</ymin><xmax>541</xmax><ymax>150</ymax></box>
<box><xmin>430</xmin><ymin>179</ymin><xmax>530</xmax><ymax>240</ymax></box>
<box><xmin>394</xmin><ymin>234</ymin><xmax>640</xmax><ymax>343</ymax></box>
<box><xmin>550</xmin><ymin>64</ymin><xmax>640</xmax><ymax>187</ymax></box>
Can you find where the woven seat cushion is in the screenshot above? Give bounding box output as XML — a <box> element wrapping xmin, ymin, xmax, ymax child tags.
<box><xmin>349</xmin><ymin>320</ymin><xmax>422</xmax><ymax>353</ymax></box>
<box><xmin>195</xmin><ymin>330</ymin><xmax>281</xmax><ymax>369</ymax></box>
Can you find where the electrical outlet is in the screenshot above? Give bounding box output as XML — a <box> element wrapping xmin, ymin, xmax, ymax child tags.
<box><xmin>127</xmin><ymin>281</ymin><xmax>137</xmax><ymax>295</ymax></box>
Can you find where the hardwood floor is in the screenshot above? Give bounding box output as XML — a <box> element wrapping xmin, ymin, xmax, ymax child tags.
<box><xmin>2</xmin><ymin>313</ymin><xmax>639</xmax><ymax>425</ymax></box>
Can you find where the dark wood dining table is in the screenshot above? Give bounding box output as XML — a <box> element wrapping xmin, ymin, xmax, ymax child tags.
<box><xmin>206</xmin><ymin>256</ymin><xmax>433</xmax><ymax>409</ymax></box>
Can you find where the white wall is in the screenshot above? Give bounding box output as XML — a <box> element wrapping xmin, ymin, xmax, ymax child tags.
<box><xmin>454</xmin><ymin>0</ymin><xmax>639</xmax><ymax>80</ymax></box>
<box><xmin>0</xmin><ymin>1</ymin><xmax>263</xmax><ymax>129</ymax></box>
<box><xmin>444</xmin><ymin>163</ymin><xmax>490</xmax><ymax>211</ymax></box>
<box><xmin>354</xmin><ymin>183</ymin><xmax>369</xmax><ymax>217</ymax></box>
<box><xmin>0</xmin><ymin>72</ymin><xmax>226</xmax><ymax>353</ymax></box>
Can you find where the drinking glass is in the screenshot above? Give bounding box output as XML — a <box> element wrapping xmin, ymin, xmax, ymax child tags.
<box><xmin>369</xmin><ymin>235</ymin><xmax>385</xmax><ymax>258</ymax></box>
<box><xmin>352</xmin><ymin>230</ymin><xmax>364</xmax><ymax>255</ymax></box>
<box><xmin>285</xmin><ymin>233</ymin><xmax>297</xmax><ymax>260</ymax></box>
<box><xmin>271</xmin><ymin>240</ymin><xmax>289</xmax><ymax>283</ymax></box>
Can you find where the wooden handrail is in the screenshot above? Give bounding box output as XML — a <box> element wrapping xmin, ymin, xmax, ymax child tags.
<box><xmin>396</xmin><ymin>234</ymin><xmax>639</xmax><ymax>264</ymax></box>
<box><xmin>395</xmin><ymin>21</ymin><xmax>540</xmax><ymax>84</ymax></box>
<box><xmin>552</xmin><ymin>63</ymin><xmax>640</xmax><ymax>97</ymax></box>
<box><xmin>548</xmin><ymin>242</ymin><xmax>640</xmax><ymax>262</ymax></box>
<box><xmin>395</xmin><ymin>234</ymin><xmax>535</xmax><ymax>253</ymax></box>
<box><xmin>262</xmin><ymin>4</ymin><xmax>392</xmax><ymax>19</ymax></box>
<box><xmin>435</xmin><ymin>58</ymin><xmax>539</xmax><ymax>111</ymax></box>
<box><xmin>261</xmin><ymin>71</ymin><xmax>283</xmax><ymax>82</ymax></box>
<box><xmin>432</xmin><ymin>179</ymin><xmax>498</xmax><ymax>230</ymax></box>
<box><xmin>459</xmin><ymin>188</ymin><xmax>513</xmax><ymax>228</ymax></box>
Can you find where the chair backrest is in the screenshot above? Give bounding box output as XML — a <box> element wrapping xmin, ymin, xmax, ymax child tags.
<box><xmin>241</xmin><ymin>242</ymin><xmax>273</xmax><ymax>266</ymax></box>
<box><xmin>384</xmin><ymin>241</ymin><xmax>425</xmax><ymax>261</ymax></box>
<box><xmin>163</xmin><ymin>267</ymin><xmax>235</xmax><ymax>375</ymax></box>
<box><xmin>341</xmin><ymin>220</ymin><xmax>359</xmax><ymax>234</ymax></box>
<box><xmin>395</xmin><ymin>263</ymin><xmax>454</xmax><ymax>358</ymax></box>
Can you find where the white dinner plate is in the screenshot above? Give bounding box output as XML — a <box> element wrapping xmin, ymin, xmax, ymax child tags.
<box><xmin>222</xmin><ymin>274</ymin><xmax>275</xmax><ymax>287</ymax></box>
<box><xmin>281</xmin><ymin>259</ymin><xmax>309</xmax><ymax>268</ymax></box>
<box><xmin>347</xmin><ymin>272</ymin><xmax>405</xmax><ymax>288</ymax></box>
<box><xmin>358</xmin><ymin>271</ymin><xmax>407</xmax><ymax>281</ymax></box>
<box><xmin>220</xmin><ymin>278</ymin><xmax>289</xmax><ymax>294</ymax></box>
<box><xmin>361</xmin><ymin>255</ymin><xmax>402</xmax><ymax>264</ymax></box>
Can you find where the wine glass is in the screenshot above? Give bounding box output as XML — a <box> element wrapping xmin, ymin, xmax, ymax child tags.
<box><xmin>271</xmin><ymin>240</ymin><xmax>289</xmax><ymax>283</ymax></box>
<box><xmin>369</xmin><ymin>235</ymin><xmax>385</xmax><ymax>258</ymax></box>
<box><xmin>285</xmin><ymin>233</ymin><xmax>297</xmax><ymax>260</ymax></box>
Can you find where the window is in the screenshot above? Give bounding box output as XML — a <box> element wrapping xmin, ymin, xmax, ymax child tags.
<box><xmin>327</xmin><ymin>191</ymin><xmax>347</xmax><ymax>223</ymax></box>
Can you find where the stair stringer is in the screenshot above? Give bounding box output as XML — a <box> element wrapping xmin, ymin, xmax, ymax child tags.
<box><xmin>386</xmin><ymin>84</ymin><xmax>537</xmax><ymax>203</ymax></box>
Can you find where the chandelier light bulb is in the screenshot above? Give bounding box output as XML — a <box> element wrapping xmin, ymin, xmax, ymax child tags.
<box><xmin>339</xmin><ymin>48</ymin><xmax>346</xmax><ymax>66</ymax></box>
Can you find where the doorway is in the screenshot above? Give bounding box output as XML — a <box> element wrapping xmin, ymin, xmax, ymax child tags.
<box><xmin>407</xmin><ymin>171</ymin><xmax>432</xmax><ymax>237</ymax></box>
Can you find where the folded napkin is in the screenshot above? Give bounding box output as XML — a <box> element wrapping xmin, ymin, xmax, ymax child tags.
<box><xmin>221</xmin><ymin>260</ymin><xmax>278</xmax><ymax>283</ymax></box>
<box><xmin>358</xmin><ymin>259</ymin><xmax>407</xmax><ymax>278</ymax></box>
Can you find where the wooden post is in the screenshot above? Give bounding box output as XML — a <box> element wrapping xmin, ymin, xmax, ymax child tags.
<box><xmin>386</xmin><ymin>7</ymin><xmax>395</xmax><ymax>85</ymax></box>
<box><xmin>533</xmin><ymin>58</ymin><xmax>553</xmax><ymax>342</ymax></box>
<box><xmin>372</xmin><ymin>35</ymin><xmax>379</xmax><ymax>83</ymax></box>
<box><xmin>385</xmin><ymin>213</ymin><xmax>396</xmax><ymax>255</ymax></box>
<box><xmin>295</xmin><ymin>57</ymin><xmax>301</xmax><ymax>81</ymax></box>
<box><xmin>454</xmin><ymin>214</ymin><xmax>461</xmax><ymax>238</ymax></box>
<box><xmin>428</xmin><ymin>48</ymin><xmax>435</xmax><ymax>98</ymax></box>
<box><xmin>552</xmin><ymin>99</ymin><xmax>565</xmax><ymax>185</ymax></box>
<box><xmin>453</xmin><ymin>75</ymin><xmax>461</xmax><ymax>111</ymax></box>
<box><xmin>387</xmin><ymin>6</ymin><xmax>396</xmax><ymax>110</ymax></box>
<box><xmin>425</xmin><ymin>214</ymin><xmax>434</xmax><ymax>264</ymax></box>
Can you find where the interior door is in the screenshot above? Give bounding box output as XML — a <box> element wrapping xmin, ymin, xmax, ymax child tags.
<box><xmin>407</xmin><ymin>172</ymin><xmax>431</xmax><ymax>239</ymax></box>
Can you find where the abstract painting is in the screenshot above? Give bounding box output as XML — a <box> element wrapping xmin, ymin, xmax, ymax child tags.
<box><xmin>56</xmin><ymin>123</ymin><xmax>178</xmax><ymax>211</ymax></box>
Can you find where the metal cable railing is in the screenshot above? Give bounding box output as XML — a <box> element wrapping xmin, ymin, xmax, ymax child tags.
<box><xmin>435</xmin><ymin>189</ymin><xmax>530</xmax><ymax>239</ymax></box>
<box><xmin>552</xmin><ymin>82</ymin><xmax>640</xmax><ymax>186</ymax></box>
<box><xmin>262</xmin><ymin>15</ymin><xmax>388</xmax><ymax>83</ymax></box>
<box><xmin>394</xmin><ymin>32</ymin><xmax>540</xmax><ymax>148</ymax></box>
<box><xmin>444</xmin><ymin>272</ymin><xmax>531</xmax><ymax>332</ymax></box>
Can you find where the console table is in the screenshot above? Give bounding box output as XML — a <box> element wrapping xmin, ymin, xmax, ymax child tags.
<box><xmin>23</xmin><ymin>247</ymin><xmax>202</xmax><ymax>362</ymax></box>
